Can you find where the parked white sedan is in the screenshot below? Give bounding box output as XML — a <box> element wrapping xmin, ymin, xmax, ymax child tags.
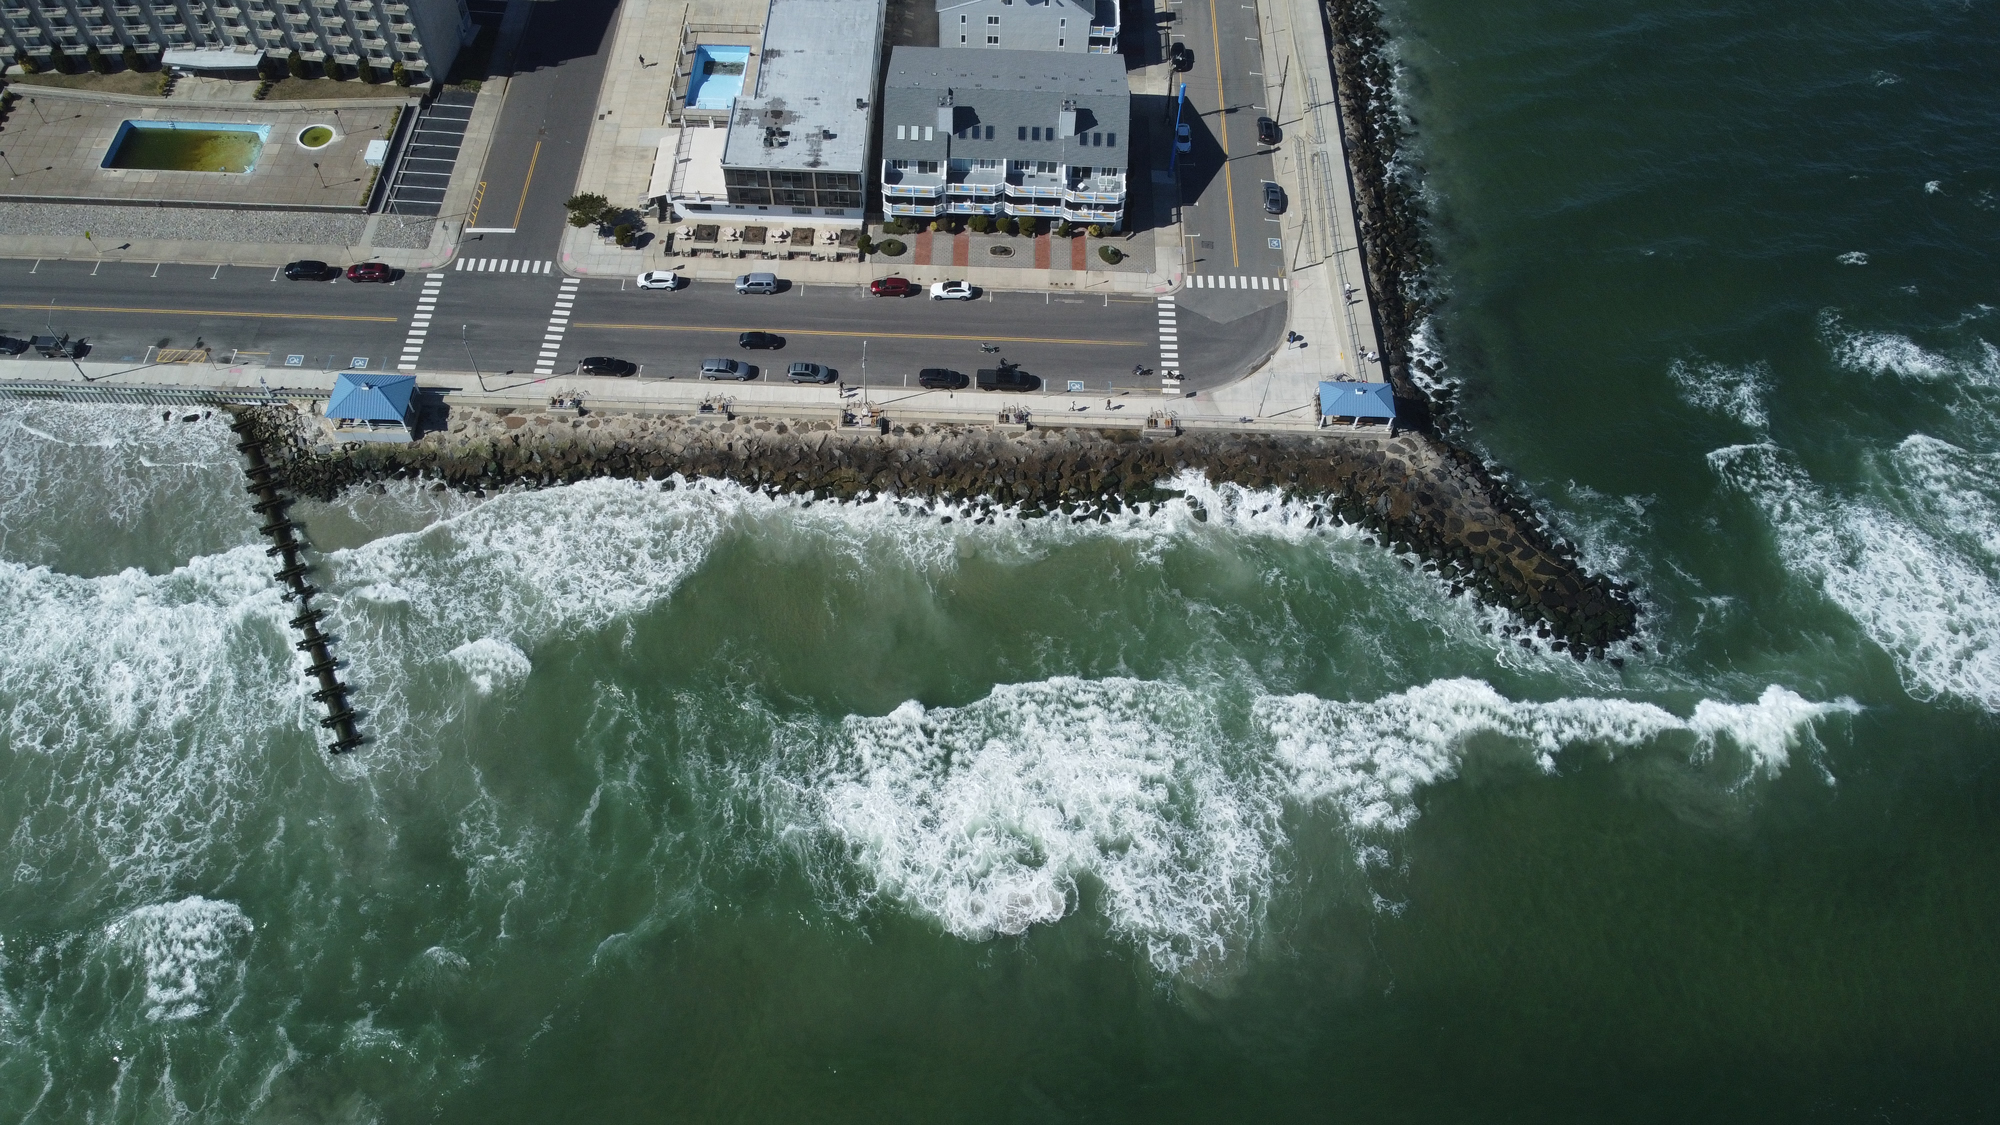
<box><xmin>635</xmin><ymin>270</ymin><xmax>684</xmax><ymax>290</ymax></box>
<box><xmin>929</xmin><ymin>280</ymin><xmax>975</xmax><ymax>300</ymax></box>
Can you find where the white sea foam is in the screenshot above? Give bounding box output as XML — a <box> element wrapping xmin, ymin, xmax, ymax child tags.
<box><xmin>1837</xmin><ymin>251</ymin><xmax>1869</xmax><ymax>266</ymax></box>
<box><xmin>793</xmin><ymin>675</ymin><xmax>1852</xmax><ymax>975</ymax></box>
<box><xmin>1819</xmin><ymin>309</ymin><xmax>2000</xmax><ymax>389</ymax></box>
<box><xmin>1710</xmin><ymin>442</ymin><xmax>2000</xmax><ymax>711</ymax></box>
<box><xmin>1669</xmin><ymin>358</ymin><xmax>1771</xmax><ymax>429</ymax></box>
<box><xmin>0</xmin><ymin>546</ymin><xmax>304</xmax><ymax>893</ymax></box>
<box><xmin>105</xmin><ymin>896</ymin><xmax>254</xmax><ymax>1022</ymax></box>
<box><xmin>1925</xmin><ymin>180</ymin><xmax>1943</xmax><ymax>194</ymax></box>
<box><xmin>448</xmin><ymin>637</ymin><xmax>532</xmax><ymax>694</ymax></box>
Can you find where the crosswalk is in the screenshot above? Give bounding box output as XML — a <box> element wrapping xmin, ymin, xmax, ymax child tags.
<box><xmin>535</xmin><ymin>276</ymin><xmax>581</xmax><ymax>375</ymax></box>
<box><xmin>1184</xmin><ymin>274</ymin><xmax>1289</xmax><ymax>290</ymax></box>
<box><xmin>1157</xmin><ymin>296</ymin><xmax>1180</xmax><ymax>389</ymax></box>
<box><xmin>398</xmin><ymin>273</ymin><xmax>445</xmax><ymax>371</ymax></box>
<box><xmin>456</xmin><ymin>258</ymin><xmax>556</xmax><ymax>274</ymax></box>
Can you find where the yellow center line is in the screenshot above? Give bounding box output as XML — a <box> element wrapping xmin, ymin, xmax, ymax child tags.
<box><xmin>570</xmin><ymin>323</ymin><xmax>1142</xmax><ymax>346</ymax></box>
<box><xmin>1210</xmin><ymin>0</ymin><xmax>1239</xmax><ymax>269</ymax></box>
<box><xmin>0</xmin><ymin>302</ymin><xmax>399</xmax><ymax>323</ymax></box>
<box><xmin>511</xmin><ymin>141</ymin><xmax>541</xmax><ymax>231</ymax></box>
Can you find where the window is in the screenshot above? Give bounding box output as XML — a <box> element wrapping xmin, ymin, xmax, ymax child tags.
<box><xmin>1056</xmin><ymin>38</ymin><xmax>1063</xmax><ymax>46</ymax></box>
<box><xmin>1017</xmin><ymin>126</ymin><xmax>1026</xmax><ymax>140</ymax></box>
<box><xmin>895</xmin><ymin>125</ymin><xmax>906</xmax><ymax>139</ymax></box>
<box><xmin>959</xmin><ymin>34</ymin><xmax>965</xmax><ymax>41</ymax></box>
<box><xmin>976</xmin><ymin>158</ymin><xmax>999</xmax><ymax>169</ymax></box>
<box><xmin>986</xmin><ymin>14</ymin><xmax>998</xmax><ymax>23</ymax></box>
<box><xmin>959</xmin><ymin>12</ymin><xmax>965</xmax><ymax>20</ymax></box>
<box><xmin>1030</xmin><ymin>126</ymin><xmax>1041</xmax><ymax>140</ymax></box>
<box><xmin>986</xmin><ymin>34</ymin><xmax>997</xmax><ymax>43</ymax></box>
<box><xmin>923</xmin><ymin>126</ymin><xmax>933</xmax><ymax>140</ymax></box>
<box><xmin>892</xmin><ymin>159</ymin><xmax>908</xmax><ymax>169</ymax></box>
<box><xmin>1091</xmin><ymin>132</ymin><xmax>1101</xmax><ymax>146</ymax></box>
<box><xmin>984</xmin><ymin>125</ymin><xmax>994</xmax><ymax>139</ymax></box>
<box><xmin>1059</xmin><ymin>17</ymin><xmax>1066</xmax><ymax>25</ymax></box>
<box><xmin>918</xmin><ymin>160</ymin><xmax>938</xmax><ymax>174</ymax></box>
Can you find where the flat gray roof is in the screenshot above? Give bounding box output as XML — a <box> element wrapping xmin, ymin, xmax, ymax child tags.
<box><xmin>721</xmin><ymin>0</ymin><xmax>885</xmax><ymax>175</ymax></box>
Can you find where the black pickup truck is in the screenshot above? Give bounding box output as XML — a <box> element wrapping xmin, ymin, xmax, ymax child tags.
<box><xmin>976</xmin><ymin>362</ymin><xmax>1038</xmax><ymax>392</ymax></box>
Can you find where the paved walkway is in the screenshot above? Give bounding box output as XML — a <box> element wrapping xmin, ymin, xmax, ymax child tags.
<box><xmin>0</xmin><ymin>349</ymin><xmax>1357</xmax><ymax>435</ymax></box>
<box><xmin>1202</xmin><ymin>0</ymin><xmax>1386</xmax><ymax>424</ymax></box>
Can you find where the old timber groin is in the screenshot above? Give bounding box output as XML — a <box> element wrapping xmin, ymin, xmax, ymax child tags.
<box><xmin>228</xmin><ymin>413</ymin><xmax>364</xmax><ymax>754</ymax></box>
<box><xmin>234</xmin><ymin>406</ymin><xmax>1638</xmax><ymax>654</ymax></box>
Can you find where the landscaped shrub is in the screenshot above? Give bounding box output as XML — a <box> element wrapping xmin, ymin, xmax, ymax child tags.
<box><xmin>881</xmin><ymin>219</ymin><xmax>907</xmax><ymax>235</ymax></box>
<box><xmin>85</xmin><ymin>46</ymin><xmax>108</xmax><ymax>75</ymax></box>
<box><xmin>1020</xmin><ymin>217</ymin><xmax>1041</xmax><ymax>236</ymax></box>
<box><xmin>15</xmin><ymin>53</ymin><xmax>38</xmax><ymax>76</ymax></box>
<box><xmin>613</xmin><ymin>224</ymin><xmax>635</xmax><ymax>246</ymax></box>
<box><xmin>967</xmin><ymin>215</ymin><xmax>991</xmax><ymax>233</ymax></box>
<box><xmin>287</xmin><ymin>50</ymin><xmax>307</xmax><ymax>80</ymax></box>
<box><xmin>564</xmin><ymin>193</ymin><xmax>611</xmax><ymax>228</ymax></box>
<box><xmin>1054</xmin><ymin>220</ymin><xmax>1073</xmax><ymax>238</ymax></box>
<box><xmin>357</xmin><ymin>60</ymin><xmax>377</xmax><ymax>84</ymax></box>
<box><xmin>855</xmin><ymin>233</ymin><xmax>874</xmax><ymax>254</ymax></box>
<box><xmin>999</xmin><ymin>217</ymin><xmax>1019</xmax><ymax>236</ymax></box>
<box><xmin>1087</xmin><ymin>223</ymin><xmax>1106</xmax><ymax>238</ymax></box>
<box><xmin>121</xmin><ymin>46</ymin><xmax>141</xmax><ymax>72</ymax></box>
<box><xmin>1098</xmin><ymin>245</ymin><xmax>1123</xmax><ymax>264</ymax></box>
<box><xmin>391</xmin><ymin>60</ymin><xmax>410</xmax><ymax>87</ymax></box>
<box><xmin>877</xmin><ymin>238</ymin><xmax>907</xmax><ymax>256</ymax></box>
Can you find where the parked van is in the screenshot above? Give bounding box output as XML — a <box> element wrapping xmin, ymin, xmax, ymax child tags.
<box><xmin>735</xmin><ymin>272</ymin><xmax>780</xmax><ymax>294</ymax></box>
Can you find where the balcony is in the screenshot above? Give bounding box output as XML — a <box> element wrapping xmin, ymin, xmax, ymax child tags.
<box><xmin>946</xmin><ymin>200</ymin><xmax>1002</xmax><ymax>215</ymax></box>
<box><xmin>883</xmin><ymin>200</ymin><xmax>946</xmax><ymax>218</ymax></box>
<box><xmin>1003</xmin><ymin>201</ymin><xmax>1064</xmax><ymax>218</ymax></box>
<box><xmin>945</xmin><ymin>179</ymin><xmax>1003</xmax><ymax>197</ymax></box>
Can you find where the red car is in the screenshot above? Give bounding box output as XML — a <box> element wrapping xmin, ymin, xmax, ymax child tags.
<box><xmin>869</xmin><ymin>276</ymin><xmax>913</xmax><ymax>297</ymax></box>
<box><xmin>346</xmin><ymin>262</ymin><xmax>393</xmax><ymax>283</ymax></box>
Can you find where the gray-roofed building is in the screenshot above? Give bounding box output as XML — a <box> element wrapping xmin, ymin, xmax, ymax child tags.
<box><xmin>692</xmin><ymin>0</ymin><xmax>881</xmax><ymax>224</ymax></box>
<box><xmin>937</xmin><ymin>0</ymin><xmax>1118</xmax><ymax>54</ymax></box>
<box><xmin>880</xmin><ymin>46</ymin><xmax>1128</xmax><ymax>229</ymax></box>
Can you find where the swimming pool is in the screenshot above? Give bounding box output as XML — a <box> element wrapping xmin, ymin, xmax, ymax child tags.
<box><xmin>685</xmin><ymin>45</ymin><xmax>749</xmax><ymax>111</ymax></box>
<box><xmin>102</xmin><ymin>121</ymin><xmax>272</xmax><ymax>174</ymax></box>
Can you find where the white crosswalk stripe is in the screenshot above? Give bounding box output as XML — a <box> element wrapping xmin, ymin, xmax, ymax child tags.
<box><xmin>1156</xmin><ymin>296</ymin><xmax>1180</xmax><ymax>389</ymax></box>
<box><xmin>1184</xmin><ymin>274</ymin><xmax>1289</xmax><ymax>290</ymax></box>
<box><xmin>455</xmin><ymin>258</ymin><xmax>556</xmax><ymax>274</ymax></box>
<box><xmin>396</xmin><ymin>273</ymin><xmax>448</xmax><ymax>370</ymax></box>
<box><xmin>534</xmin><ymin>278</ymin><xmax>584</xmax><ymax>374</ymax></box>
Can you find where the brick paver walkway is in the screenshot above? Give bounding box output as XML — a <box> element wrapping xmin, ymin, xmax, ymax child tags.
<box><xmin>914</xmin><ymin>230</ymin><xmax>933</xmax><ymax>266</ymax></box>
<box><xmin>952</xmin><ymin>231</ymin><xmax>969</xmax><ymax>267</ymax></box>
<box><xmin>1034</xmin><ymin>234</ymin><xmax>1051</xmax><ymax>269</ymax></box>
<box><xmin>1070</xmin><ymin>236</ymin><xmax>1088</xmax><ymax>271</ymax></box>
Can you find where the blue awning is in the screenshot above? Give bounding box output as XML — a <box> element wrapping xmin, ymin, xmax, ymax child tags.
<box><xmin>1318</xmin><ymin>381</ymin><xmax>1396</xmax><ymax>420</ymax></box>
<box><xmin>325</xmin><ymin>373</ymin><xmax>415</xmax><ymax>424</ymax></box>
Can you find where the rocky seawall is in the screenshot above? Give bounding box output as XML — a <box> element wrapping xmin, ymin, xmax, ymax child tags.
<box><xmin>233</xmin><ymin>406</ymin><xmax>1639</xmax><ymax>654</ymax></box>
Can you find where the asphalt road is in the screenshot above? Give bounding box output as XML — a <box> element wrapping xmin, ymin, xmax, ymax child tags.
<box><xmin>461</xmin><ymin>0</ymin><xmax>622</xmax><ymax>256</ymax></box>
<box><xmin>0</xmin><ymin>258</ymin><xmax>1239</xmax><ymax>393</ymax></box>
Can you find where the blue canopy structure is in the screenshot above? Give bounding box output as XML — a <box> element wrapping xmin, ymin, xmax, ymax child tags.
<box><xmin>1318</xmin><ymin>381</ymin><xmax>1396</xmax><ymax>421</ymax></box>
<box><xmin>325</xmin><ymin>373</ymin><xmax>415</xmax><ymax>426</ymax></box>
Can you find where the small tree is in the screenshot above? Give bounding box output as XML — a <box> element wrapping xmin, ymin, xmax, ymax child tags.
<box><xmin>1054</xmin><ymin>219</ymin><xmax>1072</xmax><ymax>238</ymax></box>
<box><xmin>85</xmin><ymin>45</ymin><xmax>107</xmax><ymax>75</ymax></box>
<box><xmin>1098</xmin><ymin>245</ymin><xmax>1123</xmax><ymax>264</ymax></box>
<box><xmin>1087</xmin><ymin>223</ymin><xmax>1106</xmax><ymax>238</ymax></box>
<box><xmin>16</xmin><ymin>54</ymin><xmax>39</xmax><ymax>76</ymax></box>
<box><xmin>391</xmin><ymin>60</ymin><xmax>409</xmax><ymax>87</ymax></box>
<box><xmin>357</xmin><ymin>59</ymin><xmax>376</xmax><ymax>84</ymax></box>
<box><xmin>564</xmin><ymin>193</ymin><xmax>611</xmax><ymax>228</ymax></box>
<box><xmin>121</xmin><ymin>45</ymin><xmax>142</xmax><ymax>72</ymax></box>
<box><xmin>967</xmin><ymin>214</ymin><xmax>991</xmax><ymax>234</ymax></box>
<box><xmin>854</xmin><ymin>232</ymin><xmax>873</xmax><ymax>254</ymax></box>
<box><xmin>881</xmin><ymin>219</ymin><xmax>906</xmax><ymax>235</ymax></box>
<box><xmin>613</xmin><ymin>224</ymin><xmax>635</xmax><ymax>246</ymax></box>
<box><xmin>287</xmin><ymin>50</ymin><xmax>307</xmax><ymax>80</ymax></box>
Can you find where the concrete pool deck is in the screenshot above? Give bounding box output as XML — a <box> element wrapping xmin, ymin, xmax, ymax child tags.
<box><xmin>0</xmin><ymin>86</ymin><xmax>406</xmax><ymax>211</ymax></box>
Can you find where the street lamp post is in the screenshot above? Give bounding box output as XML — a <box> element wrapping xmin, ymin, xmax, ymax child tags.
<box><xmin>861</xmin><ymin>339</ymin><xmax>868</xmax><ymax>409</ymax></box>
<box><xmin>461</xmin><ymin>324</ymin><xmax>486</xmax><ymax>390</ymax></box>
<box><xmin>312</xmin><ymin>162</ymin><xmax>329</xmax><ymax>189</ymax></box>
<box><xmin>0</xmin><ymin>151</ymin><xmax>18</xmax><ymax>179</ymax></box>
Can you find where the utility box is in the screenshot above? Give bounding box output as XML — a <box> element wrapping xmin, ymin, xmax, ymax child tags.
<box><xmin>363</xmin><ymin>139</ymin><xmax>389</xmax><ymax>167</ymax></box>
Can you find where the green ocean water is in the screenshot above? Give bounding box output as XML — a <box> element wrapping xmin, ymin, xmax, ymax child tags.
<box><xmin>3</xmin><ymin>0</ymin><xmax>1999</xmax><ymax>1119</ymax></box>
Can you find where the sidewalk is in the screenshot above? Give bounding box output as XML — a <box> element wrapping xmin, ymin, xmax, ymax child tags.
<box><xmin>0</xmin><ymin>352</ymin><xmax>1342</xmax><ymax>435</ymax></box>
<box><xmin>1203</xmin><ymin>0</ymin><xmax>1386</xmax><ymax>424</ymax></box>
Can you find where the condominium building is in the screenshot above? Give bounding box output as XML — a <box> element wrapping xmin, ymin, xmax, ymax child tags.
<box><xmin>663</xmin><ymin>0</ymin><xmax>882</xmax><ymax>225</ymax></box>
<box><xmin>880</xmin><ymin>46</ymin><xmax>1128</xmax><ymax>229</ymax></box>
<box><xmin>0</xmin><ymin>0</ymin><xmax>469</xmax><ymax>83</ymax></box>
<box><xmin>937</xmin><ymin>0</ymin><xmax>1117</xmax><ymax>54</ymax></box>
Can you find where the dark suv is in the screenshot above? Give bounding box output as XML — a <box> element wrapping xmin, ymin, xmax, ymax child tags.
<box><xmin>1263</xmin><ymin>182</ymin><xmax>1288</xmax><ymax>215</ymax></box>
<box><xmin>1256</xmin><ymin>117</ymin><xmax>1281</xmax><ymax>146</ymax></box>
<box><xmin>578</xmin><ymin>357</ymin><xmax>637</xmax><ymax>376</ymax></box>
<box><xmin>918</xmin><ymin>367</ymin><xmax>968</xmax><ymax>390</ymax></box>
<box><xmin>284</xmin><ymin>259</ymin><xmax>335</xmax><ymax>280</ymax></box>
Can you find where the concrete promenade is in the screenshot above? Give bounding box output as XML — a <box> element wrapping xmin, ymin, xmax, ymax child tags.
<box><xmin>0</xmin><ymin>351</ymin><xmax>1339</xmax><ymax>434</ymax></box>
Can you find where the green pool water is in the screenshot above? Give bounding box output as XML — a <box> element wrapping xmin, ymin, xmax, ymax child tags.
<box><xmin>105</xmin><ymin>123</ymin><xmax>266</xmax><ymax>173</ymax></box>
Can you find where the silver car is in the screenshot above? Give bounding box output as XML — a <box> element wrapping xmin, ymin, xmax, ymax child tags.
<box><xmin>787</xmin><ymin>362</ymin><xmax>837</xmax><ymax>383</ymax></box>
<box><xmin>700</xmin><ymin>357</ymin><xmax>754</xmax><ymax>380</ymax></box>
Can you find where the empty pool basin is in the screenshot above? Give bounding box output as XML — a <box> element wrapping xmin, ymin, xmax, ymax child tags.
<box><xmin>102</xmin><ymin>121</ymin><xmax>273</xmax><ymax>174</ymax></box>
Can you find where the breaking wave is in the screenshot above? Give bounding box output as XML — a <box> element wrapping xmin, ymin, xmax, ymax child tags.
<box><xmin>104</xmin><ymin>896</ymin><xmax>255</xmax><ymax>1023</ymax></box>
<box><xmin>778</xmin><ymin>674</ymin><xmax>1854</xmax><ymax>976</ymax></box>
<box><xmin>1670</xmin><ymin>358</ymin><xmax>1771</xmax><ymax>429</ymax></box>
